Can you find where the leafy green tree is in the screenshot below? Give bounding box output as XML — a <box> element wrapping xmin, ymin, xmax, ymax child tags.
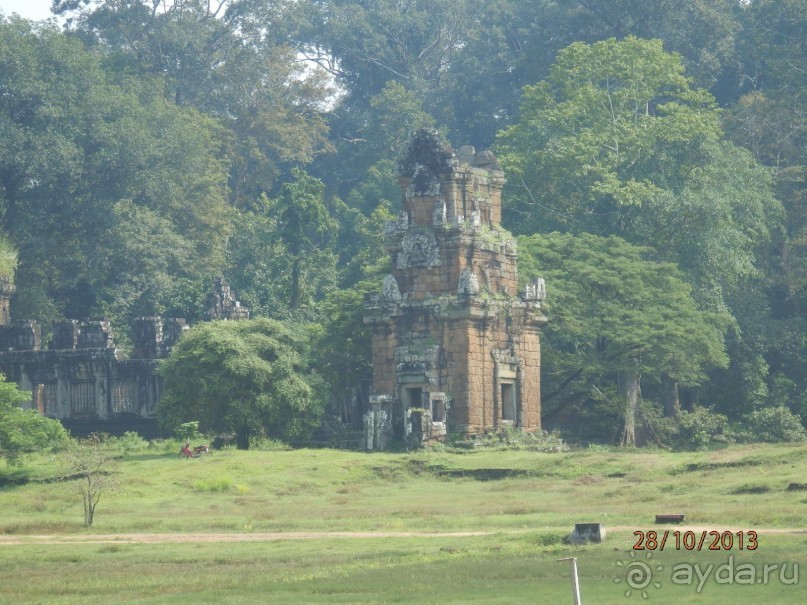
<box><xmin>720</xmin><ymin>1</ymin><xmax>807</xmax><ymax>419</ymax></box>
<box><xmin>310</xmin><ymin>279</ymin><xmax>383</xmax><ymax>423</ymax></box>
<box><xmin>568</xmin><ymin>0</ymin><xmax>742</xmax><ymax>94</ymax></box>
<box><xmin>0</xmin><ymin>374</ymin><xmax>68</xmax><ymax>465</ymax></box>
<box><xmin>0</xmin><ymin>17</ymin><xmax>231</xmax><ymax>326</ymax></box>
<box><xmin>223</xmin><ymin>208</ymin><xmax>294</xmax><ymax>321</ymax></box>
<box><xmin>497</xmin><ymin>36</ymin><xmax>781</xmax><ymax>418</ymax></box>
<box><xmin>496</xmin><ymin>36</ymin><xmax>723</xmax><ymax>236</ymax></box>
<box><xmin>518</xmin><ymin>232</ymin><xmax>729</xmax><ymax>445</ymax></box>
<box><xmin>158</xmin><ymin>319</ymin><xmax>324</xmax><ymax>449</ymax></box>
<box><xmin>495</xmin><ymin>37</ymin><xmax>780</xmax><ymax>307</ymax></box>
<box><xmin>269</xmin><ymin>169</ymin><xmax>338</xmax><ymax>312</ymax></box>
<box><xmin>299</xmin><ymin>0</ymin><xmax>472</xmax><ymax>107</ymax></box>
<box><xmin>58</xmin><ymin>0</ymin><xmax>332</xmax><ymax>208</ymax></box>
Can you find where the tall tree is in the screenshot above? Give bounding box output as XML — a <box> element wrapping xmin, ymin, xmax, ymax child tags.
<box><xmin>495</xmin><ymin>36</ymin><xmax>723</xmax><ymax>237</ymax></box>
<box><xmin>495</xmin><ymin>36</ymin><xmax>779</xmax><ymax>309</ymax></box>
<box><xmin>268</xmin><ymin>169</ymin><xmax>337</xmax><ymax>313</ymax></box>
<box><xmin>518</xmin><ymin>233</ymin><xmax>729</xmax><ymax>445</ymax></box>
<box><xmin>56</xmin><ymin>0</ymin><xmax>333</xmax><ymax>208</ymax></box>
<box><xmin>0</xmin><ymin>17</ymin><xmax>231</xmax><ymax>326</ymax></box>
<box><xmin>497</xmin><ymin>36</ymin><xmax>781</xmax><ymax>419</ymax></box>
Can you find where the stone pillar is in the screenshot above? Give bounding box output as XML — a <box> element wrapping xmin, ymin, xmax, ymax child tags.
<box><xmin>132</xmin><ymin>317</ymin><xmax>163</xmax><ymax>359</ymax></box>
<box><xmin>51</xmin><ymin>320</ymin><xmax>80</xmax><ymax>350</ymax></box>
<box><xmin>0</xmin><ymin>277</ymin><xmax>14</xmax><ymax>326</ymax></box>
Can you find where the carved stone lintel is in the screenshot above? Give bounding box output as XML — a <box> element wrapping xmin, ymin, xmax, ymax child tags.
<box><xmin>397</xmin><ymin>231</ymin><xmax>440</xmax><ymax>269</ymax></box>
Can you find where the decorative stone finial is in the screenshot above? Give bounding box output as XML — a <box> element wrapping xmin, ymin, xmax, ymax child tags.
<box><xmin>524</xmin><ymin>278</ymin><xmax>546</xmax><ymax>301</ymax></box>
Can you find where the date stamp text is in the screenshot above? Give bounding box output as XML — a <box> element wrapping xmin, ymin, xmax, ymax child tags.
<box><xmin>632</xmin><ymin>530</ymin><xmax>758</xmax><ymax>551</ymax></box>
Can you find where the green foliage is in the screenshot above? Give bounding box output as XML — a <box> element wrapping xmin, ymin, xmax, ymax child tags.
<box><xmin>495</xmin><ymin>37</ymin><xmax>780</xmax><ymax>316</ymax></box>
<box><xmin>158</xmin><ymin>319</ymin><xmax>325</xmax><ymax>448</ymax></box>
<box><xmin>518</xmin><ymin>232</ymin><xmax>730</xmax><ymax>444</ymax></box>
<box><xmin>520</xmin><ymin>232</ymin><xmax>728</xmax><ymax>386</ymax></box>
<box><xmin>56</xmin><ymin>0</ymin><xmax>332</xmax><ymax>209</ymax></box>
<box><xmin>671</xmin><ymin>406</ymin><xmax>729</xmax><ymax>450</ymax></box>
<box><xmin>268</xmin><ymin>168</ymin><xmax>338</xmax><ymax>313</ymax></box>
<box><xmin>447</xmin><ymin>427</ymin><xmax>569</xmax><ymax>453</ymax></box>
<box><xmin>174</xmin><ymin>422</ymin><xmax>202</xmax><ymax>443</ymax></box>
<box><xmin>0</xmin><ymin>236</ymin><xmax>17</xmax><ymax>282</ymax></box>
<box><xmin>0</xmin><ymin>17</ymin><xmax>231</xmax><ymax>326</ymax></box>
<box><xmin>498</xmin><ymin>35</ymin><xmax>781</xmax><ymax>425</ymax></box>
<box><xmin>0</xmin><ymin>375</ymin><xmax>68</xmax><ymax>465</ymax></box>
<box><xmin>109</xmin><ymin>431</ymin><xmax>150</xmax><ymax>453</ymax></box>
<box><xmin>311</xmin><ymin>280</ymin><xmax>380</xmax><ymax>404</ymax></box>
<box><xmin>742</xmin><ymin>406</ymin><xmax>807</xmax><ymax>443</ymax></box>
<box><xmin>194</xmin><ymin>476</ymin><xmax>233</xmax><ymax>493</ymax></box>
<box><xmin>496</xmin><ymin>36</ymin><xmax>722</xmax><ymax>235</ymax></box>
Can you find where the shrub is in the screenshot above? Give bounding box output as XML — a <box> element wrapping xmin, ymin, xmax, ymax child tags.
<box><xmin>742</xmin><ymin>406</ymin><xmax>807</xmax><ymax>443</ymax></box>
<box><xmin>110</xmin><ymin>431</ymin><xmax>149</xmax><ymax>453</ymax></box>
<box><xmin>447</xmin><ymin>426</ymin><xmax>569</xmax><ymax>452</ymax></box>
<box><xmin>175</xmin><ymin>421</ymin><xmax>203</xmax><ymax>443</ymax></box>
<box><xmin>672</xmin><ymin>406</ymin><xmax>729</xmax><ymax>450</ymax></box>
<box><xmin>194</xmin><ymin>476</ymin><xmax>233</xmax><ymax>492</ymax></box>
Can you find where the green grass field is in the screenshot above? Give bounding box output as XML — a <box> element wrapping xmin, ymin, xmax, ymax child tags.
<box><xmin>1</xmin><ymin>443</ymin><xmax>805</xmax><ymax>603</ymax></box>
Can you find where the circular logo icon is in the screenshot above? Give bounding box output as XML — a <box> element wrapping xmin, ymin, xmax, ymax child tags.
<box><xmin>614</xmin><ymin>551</ymin><xmax>663</xmax><ymax>599</ymax></box>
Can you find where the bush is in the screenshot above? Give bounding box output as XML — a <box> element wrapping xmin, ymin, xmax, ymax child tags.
<box><xmin>742</xmin><ymin>406</ymin><xmax>807</xmax><ymax>443</ymax></box>
<box><xmin>447</xmin><ymin>426</ymin><xmax>569</xmax><ymax>452</ymax></box>
<box><xmin>194</xmin><ymin>476</ymin><xmax>232</xmax><ymax>492</ymax></box>
<box><xmin>175</xmin><ymin>421</ymin><xmax>203</xmax><ymax>443</ymax></box>
<box><xmin>109</xmin><ymin>431</ymin><xmax>149</xmax><ymax>453</ymax></box>
<box><xmin>672</xmin><ymin>406</ymin><xmax>729</xmax><ymax>450</ymax></box>
<box><xmin>0</xmin><ymin>376</ymin><xmax>69</xmax><ymax>465</ymax></box>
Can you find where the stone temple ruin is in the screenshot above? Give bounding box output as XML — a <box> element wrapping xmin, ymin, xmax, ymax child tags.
<box><xmin>364</xmin><ymin>130</ymin><xmax>546</xmax><ymax>448</ymax></box>
<box><xmin>0</xmin><ymin>277</ymin><xmax>248</xmax><ymax>436</ymax></box>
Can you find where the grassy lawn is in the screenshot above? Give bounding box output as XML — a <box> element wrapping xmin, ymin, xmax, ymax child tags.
<box><xmin>1</xmin><ymin>443</ymin><xmax>805</xmax><ymax>603</ymax></box>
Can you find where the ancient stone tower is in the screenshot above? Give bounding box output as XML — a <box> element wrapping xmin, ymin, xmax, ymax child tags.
<box><xmin>364</xmin><ymin>131</ymin><xmax>546</xmax><ymax>446</ymax></box>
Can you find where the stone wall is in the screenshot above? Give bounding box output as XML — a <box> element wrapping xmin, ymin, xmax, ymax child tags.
<box><xmin>0</xmin><ymin>277</ymin><xmax>247</xmax><ymax>435</ymax></box>
<box><xmin>0</xmin><ymin>317</ymin><xmax>173</xmax><ymax>425</ymax></box>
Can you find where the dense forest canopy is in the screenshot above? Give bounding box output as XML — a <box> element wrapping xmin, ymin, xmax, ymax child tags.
<box><xmin>2</xmin><ymin>0</ymin><xmax>807</xmax><ymax>443</ymax></box>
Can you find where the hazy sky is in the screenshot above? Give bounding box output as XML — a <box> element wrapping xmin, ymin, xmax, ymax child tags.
<box><xmin>0</xmin><ymin>0</ymin><xmax>55</xmax><ymax>21</ymax></box>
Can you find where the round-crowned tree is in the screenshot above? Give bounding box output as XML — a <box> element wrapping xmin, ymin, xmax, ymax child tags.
<box><xmin>158</xmin><ymin>318</ymin><xmax>324</xmax><ymax>449</ymax></box>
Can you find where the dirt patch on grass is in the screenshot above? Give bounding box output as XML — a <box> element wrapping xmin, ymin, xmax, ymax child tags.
<box><xmin>672</xmin><ymin>459</ymin><xmax>764</xmax><ymax>474</ymax></box>
<box><xmin>429</xmin><ymin>467</ymin><xmax>532</xmax><ymax>481</ymax></box>
<box><xmin>0</xmin><ymin>530</ymin><xmax>492</xmax><ymax>545</ymax></box>
<box><xmin>3</xmin><ymin>526</ymin><xmax>807</xmax><ymax>546</ymax></box>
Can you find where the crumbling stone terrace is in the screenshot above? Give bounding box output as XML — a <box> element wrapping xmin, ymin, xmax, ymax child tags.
<box><xmin>0</xmin><ymin>277</ymin><xmax>248</xmax><ymax>436</ymax></box>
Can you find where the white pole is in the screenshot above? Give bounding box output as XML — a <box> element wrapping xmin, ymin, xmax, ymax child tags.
<box><xmin>557</xmin><ymin>557</ymin><xmax>582</xmax><ymax>605</ymax></box>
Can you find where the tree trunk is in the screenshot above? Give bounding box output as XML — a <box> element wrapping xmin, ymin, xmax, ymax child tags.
<box><xmin>620</xmin><ymin>365</ymin><xmax>642</xmax><ymax>447</ymax></box>
<box><xmin>661</xmin><ymin>374</ymin><xmax>680</xmax><ymax>418</ymax></box>
<box><xmin>235</xmin><ymin>426</ymin><xmax>251</xmax><ymax>450</ymax></box>
<box><xmin>290</xmin><ymin>258</ymin><xmax>300</xmax><ymax>310</ymax></box>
